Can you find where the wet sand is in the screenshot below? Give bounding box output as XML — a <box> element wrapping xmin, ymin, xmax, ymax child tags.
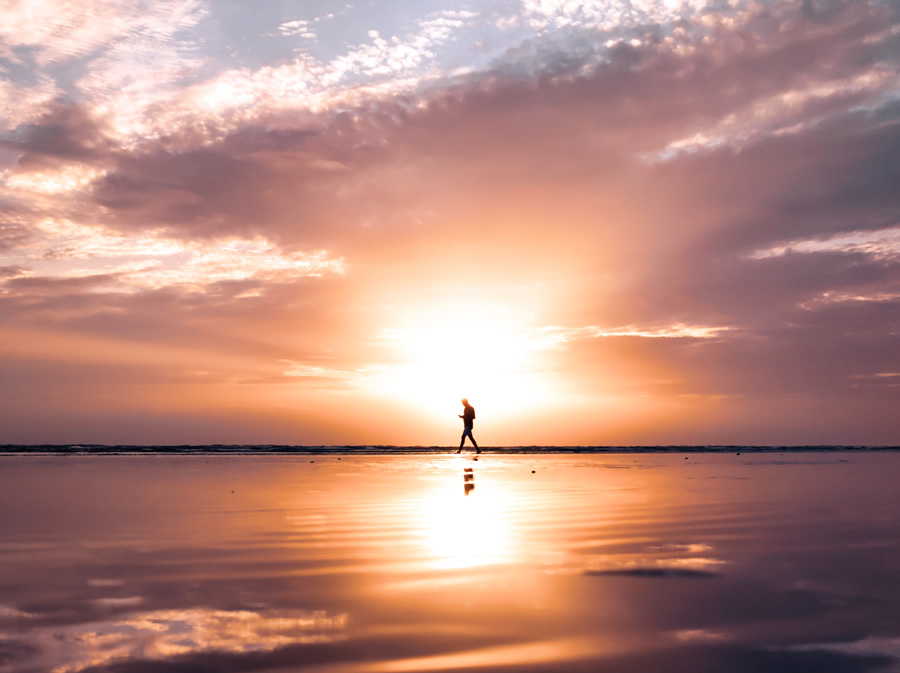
<box><xmin>1</xmin><ymin>452</ymin><xmax>899</xmax><ymax>672</ymax></box>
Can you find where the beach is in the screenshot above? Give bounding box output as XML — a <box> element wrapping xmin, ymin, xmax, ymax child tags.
<box><xmin>1</xmin><ymin>451</ymin><xmax>899</xmax><ymax>672</ymax></box>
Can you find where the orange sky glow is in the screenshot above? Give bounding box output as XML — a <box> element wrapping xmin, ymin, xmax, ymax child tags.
<box><xmin>1</xmin><ymin>0</ymin><xmax>898</xmax><ymax>445</ymax></box>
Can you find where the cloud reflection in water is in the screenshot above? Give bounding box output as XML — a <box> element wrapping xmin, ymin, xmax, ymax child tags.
<box><xmin>2</xmin><ymin>454</ymin><xmax>900</xmax><ymax>673</ymax></box>
<box><xmin>1</xmin><ymin>608</ymin><xmax>346</xmax><ymax>673</ymax></box>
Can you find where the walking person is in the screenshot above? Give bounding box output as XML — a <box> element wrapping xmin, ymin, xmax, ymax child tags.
<box><xmin>457</xmin><ymin>398</ymin><xmax>479</xmax><ymax>453</ymax></box>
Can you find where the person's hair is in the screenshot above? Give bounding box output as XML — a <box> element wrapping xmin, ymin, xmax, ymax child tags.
<box><xmin>461</xmin><ymin>398</ymin><xmax>468</xmax><ymax>405</ymax></box>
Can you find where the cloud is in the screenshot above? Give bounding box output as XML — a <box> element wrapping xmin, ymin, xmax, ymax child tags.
<box><xmin>534</xmin><ymin>325</ymin><xmax>735</xmax><ymax>346</ymax></box>
<box><xmin>0</xmin><ymin>215</ymin><xmax>34</xmax><ymax>253</ymax></box>
<box><xmin>792</xmin><ymin>636</ymin><xmax>900</xmax><ymax>662</ymax></box>
<box><xmin>3</xmin><ymin>102</ymin><xmax>112</xmax><ymax>167</ymax></box>
<box><xmin>0</xmin><ymin>0</ymin><xmax>206</xmax><ymax>69</ymax></box>
<box><xmin>0</xmin><ymin>0</ymin><xmax>897</xmax><ymax>443</ymax></box>
<box><xmin>0</xmin><ymin>5</ymin><xmax>480</xmax><ymax>150</ymax></box>
<box><xmin>749</xmin><ymin>226</ymin><xmax>900</xmax><ymax>261</ymax></box>
<box><xmin>0</xmin><ymin>604</ymin><xmax>36</xmax><ymax>620</ymax></box>
<box><xmin>584</xmin><ymin>567</ymin><xmax>720</xmax><ymax>578</ymax></box>
<box><xmin>0</xmin><ymin>75</ymin><xmax>60</xmax><ymax>131</ymax></box>
<box><xmin>279</xmin><ymin>20</ymin><xmax>317</xmax><ymax>39</ymax></box>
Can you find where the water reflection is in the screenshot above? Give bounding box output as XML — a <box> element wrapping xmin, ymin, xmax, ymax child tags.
<box><xmin>419</xmin><ymin>459</ymin><xmax>513</xmax><ymax>569</ymax></box>
<box><xmin>0</xmin><ymin>453</ymin><xmax>899</xmax><ymax>673</ymax></box>
<box><xmin>464</xmin><ymin>466</ymin><xmax>475</xmax><ymax>496</ymax></box>
<box><xmin>1</xmin><ymin>608</ymin><xmax>346</xmax><ymax>673</ymax></box>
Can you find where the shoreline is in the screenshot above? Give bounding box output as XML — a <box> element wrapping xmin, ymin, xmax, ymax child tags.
<box><xmin>2</xmin><ymin>444</ymin><xmax>898</xmax><ymax>455</ymax></box>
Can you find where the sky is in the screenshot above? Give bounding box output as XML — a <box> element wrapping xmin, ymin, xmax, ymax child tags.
<box><xmin>0</xmin><ymin>0</ymin><xmax>898</xmax><ymax>446</ymax></box>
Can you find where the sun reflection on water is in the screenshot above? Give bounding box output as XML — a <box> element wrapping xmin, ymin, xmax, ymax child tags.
<box><xmin>418</xmin><ymin>460</ymin><xmax>514</xmax><ymax>569</ymax></box>
<box><xmin>2</xmin><ymin>455</ymin><xmax>899</xmax><ymax>673</ymax></box>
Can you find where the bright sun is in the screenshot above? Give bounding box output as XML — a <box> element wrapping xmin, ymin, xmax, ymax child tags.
<box><xmin>368</xmin><ymin>303</ymin><xmax>554</xmax><ymax>421</ymax></box>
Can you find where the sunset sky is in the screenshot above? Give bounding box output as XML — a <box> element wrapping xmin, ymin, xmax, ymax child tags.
<box><xmin>1</xmin><ymin>0</ymin><xmax>898</xmax><ymax>446</ymax></box>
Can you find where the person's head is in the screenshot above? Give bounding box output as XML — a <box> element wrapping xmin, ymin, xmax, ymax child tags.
<box><xmin>461</xmin><ymin>398</ymin><xmax>468</xmax><ymax>406</ymax></box>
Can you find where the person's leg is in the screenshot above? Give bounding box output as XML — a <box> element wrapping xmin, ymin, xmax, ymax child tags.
<box><xmin>472</xmin><ymin>434</ymin><xmax>479</xmax><ymax>452</ymax></box>
<box><xmin>458</xmin><ymin>431</ymin><xmax>465</xmax><ymax>452</ymax></box>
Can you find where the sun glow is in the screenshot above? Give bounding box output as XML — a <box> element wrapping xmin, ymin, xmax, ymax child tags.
<box><xmin>370</xmin><ymin>303</ymin><xmax>555</xmax><ymax>422</ymax></box>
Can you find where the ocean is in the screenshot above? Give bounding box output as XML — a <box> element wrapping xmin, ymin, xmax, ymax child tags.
<box><xmin>2</xmin><ymin>444</ymin><xmax>896</xmax><ymax>455</ymax></box>
<box><xmin>1</xmin><ymin>451</ymin><xmax>899</xmax><ymax>672</ymax></box>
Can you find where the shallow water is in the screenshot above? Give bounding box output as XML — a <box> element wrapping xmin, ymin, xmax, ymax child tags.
<box><xmin>1</xmin><ymin>453</ymin><xmax>899</xmax><ymax>673</ymax></box>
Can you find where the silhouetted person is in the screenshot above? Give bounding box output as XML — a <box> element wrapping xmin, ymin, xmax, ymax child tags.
<box><xmin>457</xmin><ymin>398</ymin><xmax>479</xmax><ymax>453</ymax></box>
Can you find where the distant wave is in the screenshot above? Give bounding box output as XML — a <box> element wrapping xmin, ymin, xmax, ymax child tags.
<box><xmin>1</xmin><ymin>444</ymin><xmax>897</xmax><ymax>455</ymax></box>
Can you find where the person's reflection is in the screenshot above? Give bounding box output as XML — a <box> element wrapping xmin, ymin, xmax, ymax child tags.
<box><xmin>463</xmin><ymin>466</ymin><xmax>475</xmax><ymax>495</ymax></box>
